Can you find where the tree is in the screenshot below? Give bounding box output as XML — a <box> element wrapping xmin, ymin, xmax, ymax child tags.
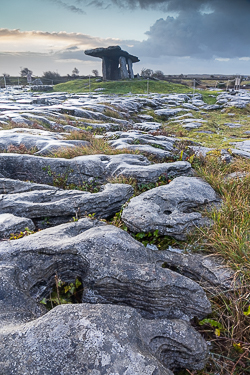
<box><xmin>20</xmin><ymin>67</ymin><xmax>33</xmax><ymax>77</ymax></box>
<box><xmin>42</xmin><ymin>71</ymin><xmax>61</xmax><ymax>84</ymax></box>
<box><xmin>92</xmin><ymin>69</ymin><xmax>99</xmax><ymax>77</ymax></box>
<box><xmin>140</xmin><ymin>68</ymin><xmax>153</xmax><ymax>78</ymax></box>
<box><xmin>72</xmin><ymin>67</ymin><xmax>79</xmax><ymax>77</ymax></box>
<box><xmin>152</xmin><ymin>70</ymin><xmax>165</xmax><ymax>80</ymax></box>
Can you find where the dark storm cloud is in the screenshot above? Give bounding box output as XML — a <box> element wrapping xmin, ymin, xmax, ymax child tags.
<box><xmin>120</xmin><ymin>0</ymin><xmax>250</xmax><ymax>59</ymax></box>
<box><xmin>48</xmin><ymin>0</ymin><xmax>86</xmax><ymax>13</ymax></box>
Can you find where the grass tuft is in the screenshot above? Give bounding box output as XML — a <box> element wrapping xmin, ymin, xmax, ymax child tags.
<box><xmin>188</xmin><ymin>156</ymin><xmax>250</xmax><ymax>273</ymax></box>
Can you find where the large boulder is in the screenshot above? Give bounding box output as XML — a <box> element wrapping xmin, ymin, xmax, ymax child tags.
<box><xmin>0</xmin><ymin>303</ymin><xmax>208</xmax><ymax>375</ymax></box>
<box><xmin>122</xmin><ymin>177</ymin><xmax>220</xmax><ymax>239</ymax></box>
<box><xmin>0</xmin><ymin>219</ymin><xmax>211</xmax><ymax>324</ymax></box>
<box><xmin>0</xmin><ymin>219</ymin><xmax>210</xmax><ymax>373</ymax></box>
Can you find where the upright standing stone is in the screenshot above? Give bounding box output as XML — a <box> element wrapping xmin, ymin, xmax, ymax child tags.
<box><xmin>119</xmin><ymin>56</ymin><xmax>129</xmax><ymax>79</ymax></box>
<box><xmin>128</xmin><ymin>58</ymin><xmax>134</xmax><ymax>79</ymax></box>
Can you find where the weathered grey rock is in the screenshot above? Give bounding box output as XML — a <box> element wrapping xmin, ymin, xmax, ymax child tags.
<box><xmin>114</xmin><ymin>143</ymin><xmax>173</xmax><ymax>158</ymax></box>
<box><xmin>133</xmin><ymin>121</ymin><xmax>162</xmax><ymax>131</ymax></box>
<box><xmin>155</xmin><ymin>249</ymin><xmax>236</xmax><ymax>290</ymax></box>
<box><xmin>83</xmin><ymin>122</ymin><xmax>123</xmax><ymax>131</ymax></box>
<box><xmin>119</xmin><ymin>55</ymin><xmax>129</xmax><ymax>79</ymax></box>
<box><xmin>182</xmin><ymin>103</ymin><xmax>199</xmax><ymax>111</ymax></box>
<box><xmin>0</xmin><ymin>220</ymin><xmax>211</xmax><ymax>323</ymax></box>
<box><xmin>225</xmin><ymin>171</ymin><xmax>249</xmax><ymax>180</ymax></box>
<box><xmin>231</xmin><ymin>149</ymin><xmax>250</xmax><ymax>159</ymax></box>
<box><xmin>189</xmin><ymin>145</ymin><xmax>215</xmax><ymax>157</ymax></box>
<box><xmin>202</xmin><ymin>104</ymin><xmax>221</xmax><ymax>111</ymax></box>
<box><xmin>224</xmin><ymin>122</ymin><xmax>242</xmax><ymax>128</ymax></box>
<box><xmin>107</xmin><ymin>131</ymin><xmax>176</xmax><ymax>150</ymax></box>
<box><xmin>0</xmin><ymin>178</ymin><xmax>58</xmax><ymax>194</ymax></box>
<box><xmin>0</xmin><ymin>302</ymin><xmax>210</xmax><ymax>375</ymax></box>
<box><xmin>191</xmin><ymin>99</ymin><xmax>205</xmax><ymax>106</ymax></box>
<box><xmin>155</xmin><ymin>108</ymin><xmax>185</xmax><ymax>118</ymax></box>
<box><xmin>0</xmin><ymin>213</ymin><xmax>35</xmax><ymax>238</ymax></box>
<box><xmin>183</xmin><ymin>122</ymin><xmax>202</xmax><ymax>130</ymax></box>
<box><xmin>0</xmin><ymin>153</ymin><xmax>191</xmax><ymax>185</ymax></box>
<box><xmin>127</xmin><ymin>57</ymin><xmax>134</xmax><ymax>79</ymax></box>
<box><xmin>115</xmin><ymin>161</ymin><xmax>192</xmax><ymax>183</ymax></box>
<box><xmin>231</xmin><ymin>140</ymin><xmax>250</xmax><ymax>159</ymax></box>
<box><xmin>0</xmin><ymin>128</ymin><xmax>90</xmax><ymax>155</ymax></box>
<box><xmin>0</xmin><ymin>183</ymin><xmax>133</xmax><ymax>222</ymax></box>
<box><xmin>122</xmin><ymin>177</ymin><xmax>219</xmax><ymax>239</ymax></box>
<box><xmin>0</xmin><ymin>304</ymin><xmax>176</xmax><ymax>375</ymax></box>
<box><xmin>107</xmin><ymin>131</ymin><xmax>177</xmax><ymax>159</ymax></box>
<box><xmin>137</xmin><ymin>114</ymin><xmax>154</xmax><ymax>121</ymax></box>
<box><xmin>0</xmin><ymin>217</ymin><xmax>210</xmax><ymax>372</ymax></box>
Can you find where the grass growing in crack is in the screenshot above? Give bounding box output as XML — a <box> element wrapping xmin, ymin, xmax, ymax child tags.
<box><xmin>5</xmin><ymin>143</ymin><xmax>38</xmax><ymax>154</ymax></box>
<box><xmin>108</xmin><ymin>173</ymin><xmax>173</xmax><ymax>196</ymax></box>
<box><xmin>50</xmin><ymin>136</ymin><xmax>137</xmax><ymax>158</ymax></box>
<box><xmin>8</xmin><ymin>227</ymin><xmax>37</xmax><ymax>240</ymax></box>
<box><xmin>40</xmin><ymin>274</ymin><xmax>83</xmax><ymax>310</ymax></box>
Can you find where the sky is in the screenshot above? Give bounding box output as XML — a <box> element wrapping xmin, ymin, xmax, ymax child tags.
<box><xmin>1</xmin><ymin>0</ymin><xmax>250</xmax><ymax>77</ymax></box>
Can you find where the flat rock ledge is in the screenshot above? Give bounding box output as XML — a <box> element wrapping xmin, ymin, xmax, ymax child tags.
<box><xmin>0</xmin><ymin>181</ymin><xmax>133</xmax><ymax>225</ymax></box>
<box><xmin>122</xmin><ymin>176</ymin><xmax>220</xmax><ymax>240</ymax></box>
<box><xmin>0</xmin><ymin>219</ymin><xmax>210</xmax><ymax>373</ymax></box>
<box><xmin>0</xmin><ymin>153</ymin><xmax>192</xmax><ymax>185</ymax></box>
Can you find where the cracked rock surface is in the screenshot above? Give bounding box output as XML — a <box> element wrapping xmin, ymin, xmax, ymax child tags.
<box><xmin>0</xmin><ymin>153</ymin><xmax>192</xmax><ymax>184</ymax></box>
<box><xmin>0</xmin><ymin>303</ymin><xmax>209</xmax><ymax>375</ymax></box>
<box><xmin>122</xmin><ymin>176</ymin><xmax>220</xmax><ymax>239</ymax></box>
<box><xmin>0</xmin><ymin>220</ymin><xmax>211</xmax><ymax>323</ymax></box>
<box><xmin>0</xmin><ymin>219</ymin><xmax>209</xmax><ymax>373</ymax></box>
<box><xmin>0</xmin><ymin>128</ymin><xmax>90</xmax><ymax>155</ymax></box>
<box><xmin>0</xmin><ymin>182</ymin><xmax>133</xmax><ymax>223</ymax></box>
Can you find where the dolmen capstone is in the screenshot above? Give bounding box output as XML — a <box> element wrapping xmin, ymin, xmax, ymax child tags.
<box><xmin>85</xmin><ymin>45</ymin><xmax>140</xmax><ymax>80</ymax></box>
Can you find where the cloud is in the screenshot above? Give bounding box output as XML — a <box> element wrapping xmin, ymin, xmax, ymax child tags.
<box><xmin>45</xmin><ymin>0</ymin><xmax>86</xmax><ymax>13</ymax></box>
<box><xmin>0</xmin><ymin>29</ymin><xmax>123</xmax><ymax>54</ymax></box>
<box><xmin>0</xmin><ymin>29</ymin><xmax>128</xmax><ymax>75</ymax></box>
<box><xmin>43</xmin><ymin>0</ymin><xmax>250</xmax><ymax>60</ymax></box>
<box><xmin>124</xmin><ymin>0</ymin><xmax>250</xmax><ymax>60</ymax></box>
<box><xmin>56</xmin><ymin>0</ymin><xmax>250</xmax><ymax>13</ymax></box>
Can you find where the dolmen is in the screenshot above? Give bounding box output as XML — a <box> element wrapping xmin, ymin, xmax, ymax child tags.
<box><xmin>85</xmin><ymin>45</ymin><xmax>140</xmax><ymax>80</ymax></box>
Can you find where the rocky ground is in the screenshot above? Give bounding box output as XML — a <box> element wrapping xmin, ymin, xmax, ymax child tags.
<box><xmin>0</xmin><ymin>85</ymin><xmax>249</xmax><ymax>374</ymax></box>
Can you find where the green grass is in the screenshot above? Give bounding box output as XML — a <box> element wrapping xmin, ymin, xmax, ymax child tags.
<box><xmin>173</xmin><ymin>156</ymin><xmax>250</xmax><ymax>375</ymax></box>
<box><xmin>53</xmin><ymin>78</ymin><xmax>192</xmax><ymax>94</ymax></box>
<box><xmin>162</xmin><ymin>104</ymin><xmax>250</xmax><ymax>149</ymax></box>
<box><xmin>190</xmin><ymin>156</ymin><xmax>250</xmax><ymax>271</ymax></box>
